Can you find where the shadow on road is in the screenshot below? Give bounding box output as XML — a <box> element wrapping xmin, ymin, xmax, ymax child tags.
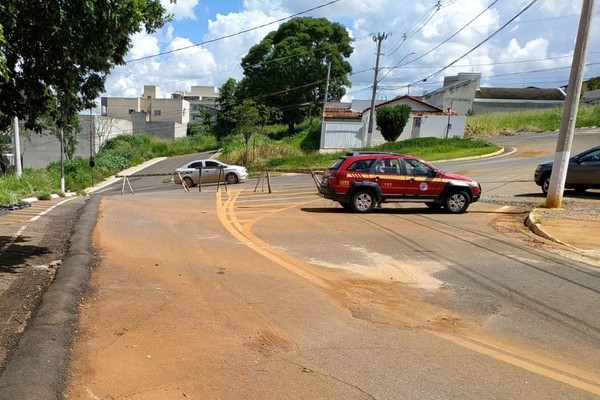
<box><xmin>0</xmin><ymin>235</ymin><xmax>51</xmax><ymax>273</ymax></box>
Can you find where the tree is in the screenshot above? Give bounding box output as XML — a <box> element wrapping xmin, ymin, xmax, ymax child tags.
<box><xmin>215</xmin><ymin>78</ymin><xmax>239</xmax><ymax>139</ymax></box>
<box><xmin>232</xmin><ymin>100</ymin><xmax>260</xmax><ymax>166</ymax></box>
<box><xmin>0</xmin><ymin>0</ymin><xmax>171</xmax><ymax>134</ymax></box>
<box><xmin>587</xmin><ymin>76</ymin><xmax>600</xmax><ymax>91</ymax></box>
<box><xmin>376</xmin><ymin>104</ymin><xmax>412</xmax><ymax>143</ymax></box>
<box><xmin>239</xmin><ymin>17</ymin><xmax>353</xmax><ymax>135</ymax></box>
<box><xmin>0</xmin><ymin>130</ymin><xmax>11</xmax><ymax>174</ymax></box>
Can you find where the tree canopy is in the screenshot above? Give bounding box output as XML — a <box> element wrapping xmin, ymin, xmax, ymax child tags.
<box><xmin>239</xmin><ymin>17</ymin><xmax>353</xmax><ymax>134</ymax></box>
<box><xmin>0</xmin><ymin>0</ymin><xmax>171</xmax><ymax>133</ymax></box>
<box><xmin>376</xmin><ymin>104</ymin><xmax>412</xmax><ymax>142</ymax></box>
<box><xmin>587</xmin><ymin>76</ymin><xmax>600</xmax><ymax>91</ymax></box>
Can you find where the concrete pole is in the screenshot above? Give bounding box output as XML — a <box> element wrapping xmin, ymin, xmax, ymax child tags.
<box><xmin>12</xmin><ymin>117</ymin><xmax>22</xmax><ymax>179</ymax></box>
<box><xmin>60</xmin><ymin>128</ymin><xmax>65</xmax><ymax>193</ymax></box>
<box><xmin>320</xmin><ymin>60</ymin><xmax>332</xmax><ymax>150</ymax></box>
<box><xmin>546</xmin><ymin>0</ymin><xmax>595</xmax><ymax>208</ymax></box>
<box><xmin>366</xmin><ymin>32</ymin><xmax>388</xmax><ymax>147</ymax></box>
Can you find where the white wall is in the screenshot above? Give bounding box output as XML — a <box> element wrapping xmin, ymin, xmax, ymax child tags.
<box><xmin>320</xmin><ymin>114</ymin><xmax>466</xmax><ymax>152</ymax></box>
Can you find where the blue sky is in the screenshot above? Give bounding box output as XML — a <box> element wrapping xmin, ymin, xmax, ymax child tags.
<box><xmin>102</xmin><ymin>0</ymin><xmax>600</xmax><ymax>101</ymax></box>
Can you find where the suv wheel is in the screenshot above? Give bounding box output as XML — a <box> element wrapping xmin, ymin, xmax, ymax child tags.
<box><xmin>351</xmin><ymin>190</ymin><xmax>376</xmax><ymax>213</ymax></box>
<box><xmin>444</xmin><ymin>191</ymin><xmax>470</xmax><ymax>214</ymax></box>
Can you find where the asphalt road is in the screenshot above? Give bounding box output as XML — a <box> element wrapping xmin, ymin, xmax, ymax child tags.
<box><xmin>1</xmin><ymin>131</ymin><xmax>599</xmax><ymax>399</ymax></box>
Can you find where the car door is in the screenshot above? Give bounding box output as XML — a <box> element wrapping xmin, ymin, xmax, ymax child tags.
<box><xmin>182</xmin><ymin>161</ymin><xmax>204</xmax><ymax>184</ymax></box>
<box><xmin>399</xmin><ymin>158</ymin><xmax>442</xmax><ymax>199</ymax></box>
<box><xmin>372</xmin><ymin>157</ymin><xmax>407</xmax><ymax>197</ymax></box>
<box><xmin>203</xmin><ymin>160</ymin><xmax>222</xmax><ymax>183</ymax></box>
<box><xmin>567</xmin><ymin>148</ymin><xmax>600</xmax><ymax>186</ymax></box>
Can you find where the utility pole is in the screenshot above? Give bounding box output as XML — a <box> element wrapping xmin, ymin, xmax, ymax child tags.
<box><xmin>546</xmin><ymin>0</ymin><xmax>595</xmax><ymax>208</ymax></box>
<box><xmin>366</xmin><ymin>32</ymin><xmax>389</xmax><ymax>147</ymax></box>
<box><xmin>12</xmin><ymin>117</ymin><xmax>22</xmax><ymax>179</ymax></box>
<box><xmin>321</xmin><ymin>60</ymin><xmax>332</xmax><ymax>150</ymax></box>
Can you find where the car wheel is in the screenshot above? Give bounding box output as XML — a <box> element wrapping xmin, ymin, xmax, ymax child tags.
<box><xmin>351</xmin><ymin>190</ymin><xmax>376</xmax><ymax>213</ymax></box>
<box><xmin>183</xmin><ymin>177</ymin><xmax>195</xmax><ymax>188</ymax></box>
<box><xmin>444</xmin><ymin>191</ymin><xmax>470</xmax><ymax>214</ymax></box>
<box><xmin>541</xmin><ymin>174</ymin><xmax>551</xmax><ymax>195</ymax></box>
<box><xmin>225</xmin><ymin>172</ymin><xmax>239</xmax><ymax>184</ymax></box>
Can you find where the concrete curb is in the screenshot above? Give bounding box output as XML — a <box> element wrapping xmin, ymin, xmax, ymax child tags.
<box><xmin>434</xmin><ymin>146</ymin><xmax>513</xmax><ymax>163</ymax></box>
<box><xmin>524</xmin><ymin>208</ymin><xmax>572</xmax><ymax>248</ymax></box>
<box><xmin>0</xmin><ymin>196</ymin><xmax>100</xmax><ymax>400</ymax></box>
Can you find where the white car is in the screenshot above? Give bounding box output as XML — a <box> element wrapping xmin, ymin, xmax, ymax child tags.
<box><xmin>174</xmin><ymin>159</ymin><xmax>248</xmax><ymax>186</ymax></box>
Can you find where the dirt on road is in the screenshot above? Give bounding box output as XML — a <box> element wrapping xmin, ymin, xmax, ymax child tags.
<box><xmin>65</xmin><ymin>194</ymin><xmax>485</xmax><ymax>399</ymax></box>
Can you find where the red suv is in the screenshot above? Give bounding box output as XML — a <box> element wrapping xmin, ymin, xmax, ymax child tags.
<box><xmin>318</xmin><ymin>152</ymin><xmax>481</xmax><ymax>213</ymax></box>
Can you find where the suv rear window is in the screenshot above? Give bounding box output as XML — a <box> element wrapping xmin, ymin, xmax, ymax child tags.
<box><xmin>328</xmin><ymin>158</ymin><xmax>346</xmax><ymax>171</ymax></box>
<box><xmin>347</xmin><ymin>159</ymin><xmax>376</xmax><ymax>172</ymax></box>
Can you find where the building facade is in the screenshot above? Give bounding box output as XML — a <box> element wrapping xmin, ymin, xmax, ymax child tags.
<box><xmin>171</xmin><ymin>86</ymin><xmax>219</xmax><ymax>123</ymax></box>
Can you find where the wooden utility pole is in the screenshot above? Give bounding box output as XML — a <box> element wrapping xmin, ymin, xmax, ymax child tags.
<box><xmin>366</xmin><ymin>32</ymin><xmax>389</xmax><ymax>147</ymax></box>
<box><xmin>546</xmin><ymin>0</ymin><xmax>595</xmax><ymax>208</ymax></box>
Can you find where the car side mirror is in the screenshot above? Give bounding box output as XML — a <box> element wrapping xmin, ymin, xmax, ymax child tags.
<box><xmin>432</xmin><ymin>169</ymin><xmax>438</xmax><ymax>177</ymax></box>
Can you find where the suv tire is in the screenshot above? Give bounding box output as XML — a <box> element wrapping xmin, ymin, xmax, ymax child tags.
<box><xmin>351</xmin><ymin>190</ymin><xmax>376</xmax><ymax>213</ymax></box>
<box><xmin>444</xmin><ymin>190</ymin><xmax>470</xmax><ymax>214</ymax></box>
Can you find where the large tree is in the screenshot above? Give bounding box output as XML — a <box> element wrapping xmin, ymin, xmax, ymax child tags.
<box><xmin>0</xmin><ymin>0</ymin><xmax>171</xmax><ymax>133</ymax></box>
<box><xmin>239</xmin><ymin>17</ymin><xmax>353</xmax><ymax>134</ymax></box>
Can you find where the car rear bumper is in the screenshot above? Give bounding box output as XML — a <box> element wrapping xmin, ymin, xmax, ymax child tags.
<box><xmin>318</xmin><ymin>183</ymin><xmax>346</xmax><ymax>202</ymax></box>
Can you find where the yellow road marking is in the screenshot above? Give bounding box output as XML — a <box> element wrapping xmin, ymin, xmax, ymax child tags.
<box><xmin>216</xmin><ymin>184</ymin><xmax>600</xmax><ymax>396</ymax></box>
<box><xmin>433</xmin><ymin>332</ymin><xmax>600</xmax><ymax>395</ymax></box>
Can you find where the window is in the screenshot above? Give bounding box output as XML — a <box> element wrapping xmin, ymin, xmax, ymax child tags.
<box><xmin>154</xmin><ymin>110</ymin><xmax>161</xmax><ymax>116</ymax></box>
<box><xmin>205</xmin><ymin>161</ymin><xmax>220</xmax><ymax>168</ymax></box>
<box><xmin>189</xmin><ymin>162</ymin><xmax>203</xmax><ymax>169</ymax></box>
<box><xmin>580</xmin><ymin>149</ymin><xmax>600</xmax><ymax>162</ymax></box>
<box><xmin>347</xmin><ymin>159</ymin><xmax>375</xmax><ymax>172</ymax></box>
<box><xmin>402</xmin><ymin>159</ymin><xmax>433</xmax><ymax>177</ymax></box>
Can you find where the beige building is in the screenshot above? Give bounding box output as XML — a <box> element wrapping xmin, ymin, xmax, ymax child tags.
<box><xmin>171</xmin><ymin>86</ymin><xmax>219</xmax><ymax>122</ymax></box>
<box><xmin>101</xmin><ymin>85</ymin><xmax>190</xmax><ymax>124</ymax></box>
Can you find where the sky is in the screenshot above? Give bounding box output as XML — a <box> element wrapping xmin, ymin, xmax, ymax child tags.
<box><xmin>101</xmin><ymin>0</ymin><xmax>600</xmax><ymax>102</ymax></box>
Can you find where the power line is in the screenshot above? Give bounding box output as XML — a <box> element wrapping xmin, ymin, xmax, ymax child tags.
<box><xmin>408</xmin><ymin>0</ymin><xmax>542</xmax><ymax>87</ymax></box>
<box><xmin>379</xmin><ymin>0</ymin><xmax>499</xmax><ymax>84</ymax></box>
<box><xmin>125</xmin><ymin>0</ymin><xmax>342</xmax><ymax>63</ymax></box>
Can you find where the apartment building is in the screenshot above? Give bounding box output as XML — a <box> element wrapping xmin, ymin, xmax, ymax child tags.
<box><xmin>101</xmin><ymin>85</ymin><xmax>190</xmax><ymax>124</ymax></box>
<box><xmin>171</xmin><ymin>86</ymin><xmax>219</xmax><ymax>122</ymax></box>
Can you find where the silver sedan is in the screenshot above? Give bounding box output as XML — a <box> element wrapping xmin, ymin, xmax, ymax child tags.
<box><xmin>174</xmin><ymin>159</ymin><xmax>248</xmax><ymax>187</ymax></box>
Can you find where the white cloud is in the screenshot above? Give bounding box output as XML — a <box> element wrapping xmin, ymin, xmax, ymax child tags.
<box><xmin>162</xmin><ymin>0</ymin><xmax>199</xmax><ymax>21</ymax></box>
<box><xmin>101</xmin><ymin>0</ymin><xmax>600</xmax><ymax>101</ymax></box>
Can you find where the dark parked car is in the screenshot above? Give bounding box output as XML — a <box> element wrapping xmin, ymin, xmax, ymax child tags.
<box><xmin>534</xmin><ymin>146</ymin><xmax>600</xmax><ymax>195</ymax></box>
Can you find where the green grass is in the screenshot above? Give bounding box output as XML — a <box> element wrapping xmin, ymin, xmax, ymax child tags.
<box><xmin>465</xmin><ymin>104</ymin><xmax>600</xmax><ymax>137</ymax></box>
<box><xmin>5</xmin><ymin>104</ymin><xmax>594</xmax><ymax>204</ymax></box>
<box><xmin>250</xmin><ymin>136</ymin><xmax>500</xmax><ymax>170</ymax></box>
<box><xmin>0</xmin><ymin>132</ymin><xmax>218</xmax><ymax>205</ymax></box>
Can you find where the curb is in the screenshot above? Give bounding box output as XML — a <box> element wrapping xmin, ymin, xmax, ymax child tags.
<box><xmin>0</xmin><ymin>196</ymin><xmax>100</xmax><ymax>400</ymax></box>
<box><xmin>524</xmin><ymin>208</ymin><xmax>571</xmax><ymax>248</ymax></box>
<box><xmin>435</xmin><ymin>146</ymin><xmax>513</xmax><ymax>163</ymax></box>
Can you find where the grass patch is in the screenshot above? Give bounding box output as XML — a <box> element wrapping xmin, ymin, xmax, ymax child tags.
<box><xmin>0</xmin><ymin>132</ymin><xmax>218</xmax><ymax>205</ymax></box>
<box><xmin>465</xmin><ymin>104</ymin><xmax>600</xmax><ymax>137</ymax></box>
